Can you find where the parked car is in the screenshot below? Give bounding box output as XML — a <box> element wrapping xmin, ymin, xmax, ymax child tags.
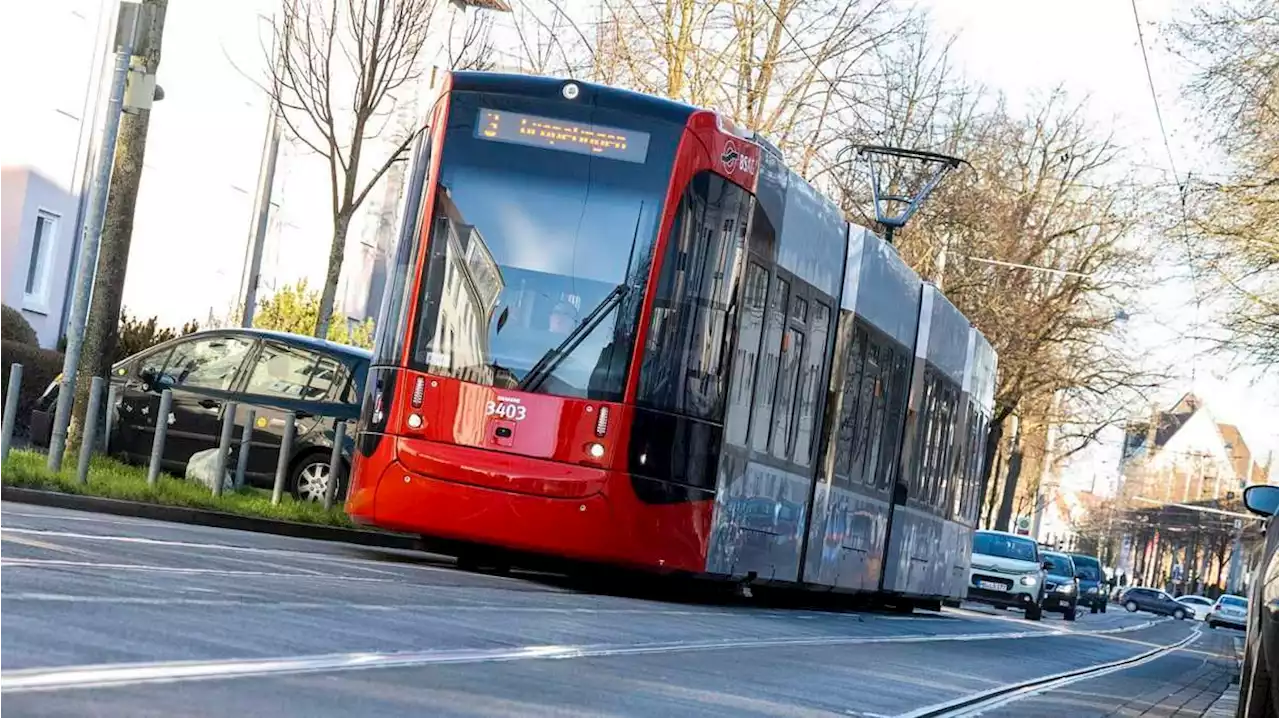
<box><xmin>1174</xmin><ymin>594</ymin><xmax>1214</xmax><ymax>621</ymax></box>
<box><xmin>29</xmin><ymin>329</ymin><xmax>369</xmax><ymax>501</ymax></box>
<box><xmin>1069</xmin><ymin>552</ymin><xmax>1108</xmax><ymax>613</ymax></box>
<box><xmin>967</xmin><ymin>530</ymin><xmax>1048</xmax><ymax>621</ymax></box>
<box><xmin>1207</xmin><ymin>594</ymin><xmax>1249</xmax><ymax>630</ymax></box>
<box><xmin>1120</xmin><ymin>587</ymin><xmax>1189</xmax><ymax>620</ymax></box>
<box><xmin>1238</xmin><ymin>483</ymin><xmax>1277</xmax><ymax>718</ymax></box>
<box><xmin>1040</xmin><ymin>551</ymin><xmax>1079</xmax><ymax>620</ymax></box>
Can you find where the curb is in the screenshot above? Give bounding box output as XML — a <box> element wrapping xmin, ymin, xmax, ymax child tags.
<box><xmin>0</xmin><ymin>486</ymin><xmax>419</xmax><ymax>550</ymax></box>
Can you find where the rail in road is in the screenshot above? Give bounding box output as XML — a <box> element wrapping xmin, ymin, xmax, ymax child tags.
<box><xmin>1</xmin><ymin>503</ymin><xmax>1239</xmax><ymax>717</ymax></box>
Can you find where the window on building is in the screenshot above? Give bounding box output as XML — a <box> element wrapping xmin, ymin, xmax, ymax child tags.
<box><xmin>24</xmin><ymin>210</ymin><xmax>59</xmax><ymax>309</ymax></box>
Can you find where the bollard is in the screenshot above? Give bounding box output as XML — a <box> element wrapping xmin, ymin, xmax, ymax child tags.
<box><xmin>102</xmin><ymin>383</ymin><xmax>120</xmax><ymax>454</ymax></box>
<box><xmin>146</xmin><ymin>389</ymin><xmax>173</xmax><ymax>487</ymax></box>
<box><xmin>234</xmin><ymin>409</ymin><xmax>256</xmax><ymax>489</ymax></box>
<box><xmin>323</xmin><ymin>421</ymin><xmax>346</xmax><ymax>510</ymax></box>
<box><xmin>271</xmin><ymin>413</ymin><xmax>297</xmax><ymax>505</ymax></box>
<box><xmin>76</xmin><ymin>377</ymin><xmax>104</xmax><ymax>484</ymax></box>
<box><xmin>211</xmin><ymin>402</ymin><xmax>237</xmax><ymax>497</ymax></box>
<box><xmin>1</xmin><ymin>363</ymin><xmax>23</xmax><ymax>463</ymax></box>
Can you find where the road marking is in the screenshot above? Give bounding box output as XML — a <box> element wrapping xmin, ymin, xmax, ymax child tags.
<box><xmin>0</xmin><ymin>615</ymin><xmax>1180</xmax><ymax>694</ymax></box>
<box><xmin>0</xmin><ymin>527</ymin><xmax>537</xmax><ymax>585</ymax></box>
<box><xmin>0</xmin><ymin>558</ymin><xmax>409</xmax><ymax>584</ymax></box>
<box><xmin>896</xmin><ymin>628</ymin><xmax>1203</xmax><ymax>717</ymax></box>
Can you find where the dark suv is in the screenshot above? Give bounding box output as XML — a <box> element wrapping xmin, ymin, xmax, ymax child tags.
<box><xmin>1119</xmin><ymin>587</ymin><xmax>1188</xmax><ymax>620</ymax></box>
<box><xmin>1040</xmin><ymin>551</ymin><xmax>1079</xmax><ymax>620</ymax></box>
<box><xmin>29</xmin><ymin>329</ymin><xmax>369</xmax><ymax>501</ymax></box>
<box><xmin>1069</xmin><ymin>552</ymin><xmax>1108</xmax><ymax>613</ymax></box>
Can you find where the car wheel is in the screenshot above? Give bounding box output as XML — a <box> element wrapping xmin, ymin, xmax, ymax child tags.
<box><xmin>1208</xmin><ymin>621</ymin><xmax>1218</xmax><ymax>629</ymax></box>
<box><xmin>291</xmin><ymin>454</ymin><xmax>345</xmax><ymax>504</ymax></box>
<box><xmin>1173</xmin><ymin>609</ymin><xmax>1186</xmax><ymax>621</ymax></box>
<box><xmin>1090</xmin><ymin>604</ymin><xmax>1099</xmax><ymax>614</ymax></box>
<box><xmin>1026</xmin><ymin>604</ymin><xmax>1043</xmax><ymax>621</ymax></box>
<box><xmin>1064</xmin><ymin>605</ymin><xmax>1077</xmax><ymax>622</ymax></box>
<box><xmin>1100</xmin><ymin>603</ymin><xmax>1107</xmax><ymax>614</ymax></box>
<box><xmin>1125</xmin><ymin>600</ymin><xmax>1139</xmax><ymax>613</ymax></box>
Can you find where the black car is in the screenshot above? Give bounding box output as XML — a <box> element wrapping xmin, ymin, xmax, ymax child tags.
<box><xmin>1119</xmin><ymin>587</ymin><xmax>1189</xmax><ymax>620</ymax></box>
<box><xmin>1069</xmin><ymin>552</ymin><xmax>1108</xmax><ymax>613</ymax></box>
<box><xmin>1040</xmin><ymin>551</ymin><xmax>1079</xmax><ymax>620</ymax></box>
<box><xmin>29</xmin><ymin>329</ymin><xmax>369</xmax><ymax>501</ymax></box>
<box><xmin>1239</xmin><ymin>483</ymin><xmax>1278</xmax><ymax>718</ymax></box>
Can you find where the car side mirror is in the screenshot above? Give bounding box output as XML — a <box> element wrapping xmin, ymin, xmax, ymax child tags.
<box><xmin>1041</xmin><ymin>560</ymin><xmax>1054</xmax><ymax>571</ymax></box>
<box><xmin>1243</xmin><ymin>484</ymin><xmax>1279</xmax><ymax>518</ymax></box>
<box><xmin>1075</xmin><ymin>571</ymin><xmax>1087</xmax><ymax>579</ymax></box>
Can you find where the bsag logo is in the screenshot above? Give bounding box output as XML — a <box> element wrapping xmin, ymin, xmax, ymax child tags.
<box><xmin>720</xmin><ymin>140</ymin><xmax>757</xmax><ymax>176</ymax></box>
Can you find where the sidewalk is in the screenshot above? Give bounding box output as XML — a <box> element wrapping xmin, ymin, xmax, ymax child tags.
<box><xmin>1201</xmin><ymin>635</ymin><xmax>1244</xmax><ymax>718</ymax></box>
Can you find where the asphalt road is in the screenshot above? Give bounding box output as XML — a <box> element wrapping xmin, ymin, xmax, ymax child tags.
<box><xmin>0</xmin><ymin>502</ymin><xmax>1241</xmax><ymax>717</ymax></box>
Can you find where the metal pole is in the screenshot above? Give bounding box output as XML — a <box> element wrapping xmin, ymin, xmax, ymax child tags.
<box><xmin>48</xmin><ymin>2</ymin><xmax>142</xmax><ymax>472</ymax></box>
<box><xmin>323</xmin><ymin>422</ymin><xmax>346</xmax><ymax>510</ymax></box>
<box><xmin>211</xmin><ymin>402</ymin><xmax>237</xmax><ymax>497</ymax></box>
<box><xmin>146</xmin><ymin>388</ymin><xmax>172</xmax><ymax>486</ymax></box>
<box><xmin>76</xmin><ymin>377</ymin><xmax>105</xmax><ymax>484</ymax></box>
<box><xmin>103</xmin><ymin>382</ymin><xmax>119</xmax><ymax>453</ymax></box>
<box><xmin>234</xmin><ymin>409</ymin><xmax>256</xmax><ymax>489</ymax></box>
<box><xmin>1</xmin><ymin>364</ymin><xmax>23</xmax><ymax>462</ymax></box>
<box><xmin>1226</xmin><ymin>519</ymin><xmax>1244</xmax><ymax>594</ymax></box>
<box><xmin>239</xmin><ymin>108</ymin><xmax>281</xmax><ymax>328</ymax></box>
<box><xmin>271</xmin><ymin>413</ymin><xmax>297</xmax><ymax>505</ymax></box>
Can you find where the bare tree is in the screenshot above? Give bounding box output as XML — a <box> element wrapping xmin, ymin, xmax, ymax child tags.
<box><xmin>449</xmin><ymin>9</ymin><xmax>497</xmax><ymax>71</ymax></box>
<box><xmin>268</xmin><ymin>0</ymin><xmax>437</xmax><ymax>339</ymax></box>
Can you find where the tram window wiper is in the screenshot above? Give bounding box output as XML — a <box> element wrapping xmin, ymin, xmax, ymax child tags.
<box><xmin>518</xmin><ymin>283</ymin><xmax>629</xmax><ymax>393</ymax></box>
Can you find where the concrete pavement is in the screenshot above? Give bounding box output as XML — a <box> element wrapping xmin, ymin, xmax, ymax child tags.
<box><xmin>0</xmin><ymin>502</ymin><xmax>1240</xmax><ymax>717</ymax></box>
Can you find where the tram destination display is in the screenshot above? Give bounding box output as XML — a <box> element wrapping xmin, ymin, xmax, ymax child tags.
<box><xmin>475</xmin><ymin>109</ymin><xmax>650</xmax><ymax>164</ymax></box>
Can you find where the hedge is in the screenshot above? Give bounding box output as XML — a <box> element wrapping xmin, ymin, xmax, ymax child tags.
<box><xmin>1</xmin><ymin>340</ymin><xmax>63</xmax><ymax>434</ymax></box>
<box><xmin>2</xmin><ymin>305</ymin><xmax>38</xmax><ymax>346</ymax></box>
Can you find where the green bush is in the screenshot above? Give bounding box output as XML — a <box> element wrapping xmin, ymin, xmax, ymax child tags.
<box><xmin>114</xmin><ymin>310</ymin><xmax>199</xmax><ymax>364</ymax></box>
<box><xmin>2</xmin><ymin>305</ymin><xmax>39</xmax><ymax>346</ymax></box>
<box><xmin>1</xmin><ymin>340</ymin><xmax>64</xmax><ymax>433</ymax></box>
<box><xmin>254</xmin><ymin>280</ymin><xmax>374</xmax><ymax>348</ymax></box>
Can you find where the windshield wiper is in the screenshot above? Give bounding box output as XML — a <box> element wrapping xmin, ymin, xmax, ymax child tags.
<box><xmin>518</xmin><ymin>283</ymin><xmax>629</xmax><ymax>393</ymax></box>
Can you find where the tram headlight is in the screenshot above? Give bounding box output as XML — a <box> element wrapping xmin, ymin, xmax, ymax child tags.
<box><xmin>407</xmin><ymin>413</ymin><xmax>424</xmax><ymax>429</ymax></box>
<box><xmin>586</xmin><ymin>442</ymin><xmax>606</xmax><ymax>459</ymax></box>
<box><xmin>1019</xmin><ymin>575</ymin><xmax>1038</xmax><ymax>587</ymax></box>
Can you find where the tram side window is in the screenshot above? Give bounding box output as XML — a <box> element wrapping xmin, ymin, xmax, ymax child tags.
<box><xmin>876</xmin><ymin>351</ymin><xmax>910</xmax><ymax>490</ymax></box>
<box><xmin>751</xmin><ymin>276</ymin><xmax>789</xmax><ymax>452</ymax></box>
<box><xmin>726</xmin><ymin>263</ymin><xmax>768</xmax><ymax>447</ymax></box>
<box><xmin>772</xmin><ymin>326</ymin><xmax>805</xmax><ymax>459</ymax></box>
<box><xmin>850</xmin><ymin>342</ymin><xmax>879</xmax><ymax>484</ymax></box>
<box><xmin>793</xmin><ymin>302</ymin><xmax>830</xmax><ymax>466</ymax></box>
<box><xmin>834</xmin><ymin>326</ymin><xmax>866</xmax><ymax>482</ymax></box>
<box><xmin>637</xmin><ymin>171</ymin><xmax>750</xmax><ymax>421</ymax></box>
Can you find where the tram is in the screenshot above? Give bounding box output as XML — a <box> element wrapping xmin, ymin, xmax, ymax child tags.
<box><xmin>347</xmin><ymin>71</ymin><xmax>997</xmax><ymax>607</ymax></box>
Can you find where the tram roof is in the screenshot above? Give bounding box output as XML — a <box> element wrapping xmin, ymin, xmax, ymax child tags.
<box><xmin>451</xmin><ymin>72</ymin><xmax>701</xmax><ymax>127</ymax></box>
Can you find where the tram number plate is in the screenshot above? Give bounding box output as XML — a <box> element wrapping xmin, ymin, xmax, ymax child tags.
<box><xmin>485</xmin><ymin>400</ymin><xmax>527</xmax><ymax>421</ymax></box>
<box><xmin>977</xmin><ymin>580</ymin><xmax>1006</xmax><ymax>591</ymax></box>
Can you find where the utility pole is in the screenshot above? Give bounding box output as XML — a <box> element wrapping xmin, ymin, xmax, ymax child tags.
<box><xmin>47</xmin><ymin>1</ymin><xmax>148</xmax><ymax>470</ymax></box>
<box><xmin>239</xmin><ymin>30</ymin><xmax>283</xmax><ymax>328</ymax></box>
<box><xmin>68</xmin><ymin>0</ymin><xmax>168</xmax><ymax>453</ymax></box>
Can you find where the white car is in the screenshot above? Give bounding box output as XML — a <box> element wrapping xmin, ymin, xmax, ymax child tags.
<box><xmin>966</xmin><ymin>530</ymin><xmax>1047</xmax><ymax>621</ymax></box>
<box><xmin>1175</xmin><ymin>594</ymin><xmax>1214</xmax><ymax>621</ymax></box>
<box><xmin>1207</xmin><ymin>594</ymin><xmax>1249</xmax><ymax>630</ymax></box>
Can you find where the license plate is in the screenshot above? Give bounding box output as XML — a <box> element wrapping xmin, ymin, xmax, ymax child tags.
<box><xmin>978</xmin><ymin>580</ymin><xmax>1006</xmax><ymax>591</ymax></box>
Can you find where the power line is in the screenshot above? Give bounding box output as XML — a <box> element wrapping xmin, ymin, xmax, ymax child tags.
<box><xmin>1129</xmin><ymin>0</ymin><xmax>1181</xmax><ymax>184</ymax></box>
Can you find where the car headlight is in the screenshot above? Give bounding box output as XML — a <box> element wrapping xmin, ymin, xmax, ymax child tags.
<box><xmin>1055</xmin><ymin>583</ymin><xmax>1075</xmax><ymax>593</ymax></box>
<box><xmin>1019</xmin><ymin>575</ymin><xmax>1038</xmax><ymax>586</ymax></box>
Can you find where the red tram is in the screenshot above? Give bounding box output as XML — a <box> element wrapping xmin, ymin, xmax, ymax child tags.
<box><xmin>347</xmin><ymin>72</ymin><xmax>996</xmax><ymax>605</ymax></box>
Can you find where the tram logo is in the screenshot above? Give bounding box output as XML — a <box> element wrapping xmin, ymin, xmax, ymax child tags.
<box><xmin>720</xmin><ymin>140</ymin><xmax>757</xmax><ymax>177</ymax></box>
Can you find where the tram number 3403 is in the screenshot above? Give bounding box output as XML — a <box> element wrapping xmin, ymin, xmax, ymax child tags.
<box><xmin>485</xmin><ymin>400</ymin><xmax>527</xmax><ymax>421</ymax></box>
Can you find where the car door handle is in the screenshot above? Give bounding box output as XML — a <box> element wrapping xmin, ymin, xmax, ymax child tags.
<box><xmin>198</xmin><ymin>399</ymin><xmax>220</xmax><ymax>410</ymax></box>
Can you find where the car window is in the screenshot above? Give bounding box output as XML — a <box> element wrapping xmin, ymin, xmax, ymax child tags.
<box><xmin>1070</xmin><ymin>556</ymin><xmax>1101</xmax><ymax>580</ymax></box>
<box><xmin>972</xmin><ymin>533</ymin><xmax>1038</xmax><ymax>562</ymax></box>
<box><xmin>158</xmin><ymin>336</ymin><xmax>253</xmax><ymax>391</ymax></box>
<box><xmin>1219</xmin><ymin>596</ymin><xmax>1247</xmax><ymax>608</ymax></box>
<box><xmin>244</xmin><ymin>343</ymin><xmax>349</xmax><ymax>401</ymax></box>
<box><xmin>1043</xmin><ymin>554</ymin><xmax>1074</xmax><ymax>575</ymax></box>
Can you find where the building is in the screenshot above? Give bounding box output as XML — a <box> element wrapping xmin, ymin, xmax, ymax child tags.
<box><xmin>1</xmin><ymin>168</ymin><xmax>79</xmax><ymax>347</ymax></box>
<box><xmin>1118</xmin><ymin>393</ymin><xmax>1269</xmax><ymax>505</ymax></box>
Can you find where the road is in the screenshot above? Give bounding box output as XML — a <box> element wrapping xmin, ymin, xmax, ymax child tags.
<box><xmin>1</xmin><ymin>502</ymin><xmax>1241</xmax><ymax>717</ymax></box>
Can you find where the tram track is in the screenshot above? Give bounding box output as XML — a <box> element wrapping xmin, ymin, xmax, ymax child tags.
<box><xmin>897</xmin><ymin>627</ymin><xmax>1203</xmax><ymax>717</ymax></box>
<box><xmin>1</xmin><ymin>614</ymin><xmax>1173</xmax><ymax>694</ymax></box>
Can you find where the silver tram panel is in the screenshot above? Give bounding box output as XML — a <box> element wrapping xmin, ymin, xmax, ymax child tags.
<box><xmin>881</xmin><ymin>284</ymin><xmax>971</xmax><ymax>599</ymax></box>
<box><xmin>801</xmin><ymin>225</ymin><xmax>922</xmax><ymax>591</ymax></box>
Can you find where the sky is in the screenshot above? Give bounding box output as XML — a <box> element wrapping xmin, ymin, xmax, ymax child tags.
<box><xmin>917</xmin><ymin>0</ymin><xmax>1279</xmax><ymax>489</ymax></box>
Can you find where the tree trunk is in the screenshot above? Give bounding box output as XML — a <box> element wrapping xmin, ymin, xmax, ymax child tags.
<box><xmin>69</xmin><ymin>107</ymin><xmax>154</xmax><ymax>453</ymax></box>
<box><xmin>315</xmin><ymin>213</ymin><xmax>352</xmax><ymax>339</ymax></box>
<box><xmin>994</xmin><ymin>446</ymin><xmax>1024</xmax><ymax>532</ymax></box>
<box><xmin>978</xmin><ymin>416</ymin><xmax>1005</xmax><ymax>527</ymax></box>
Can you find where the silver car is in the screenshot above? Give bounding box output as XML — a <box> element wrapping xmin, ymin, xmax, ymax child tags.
<box><xmin>1207</xmin><ymin>594</ymin><xmax>1249</xmax><ymax>630</ymax></box>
